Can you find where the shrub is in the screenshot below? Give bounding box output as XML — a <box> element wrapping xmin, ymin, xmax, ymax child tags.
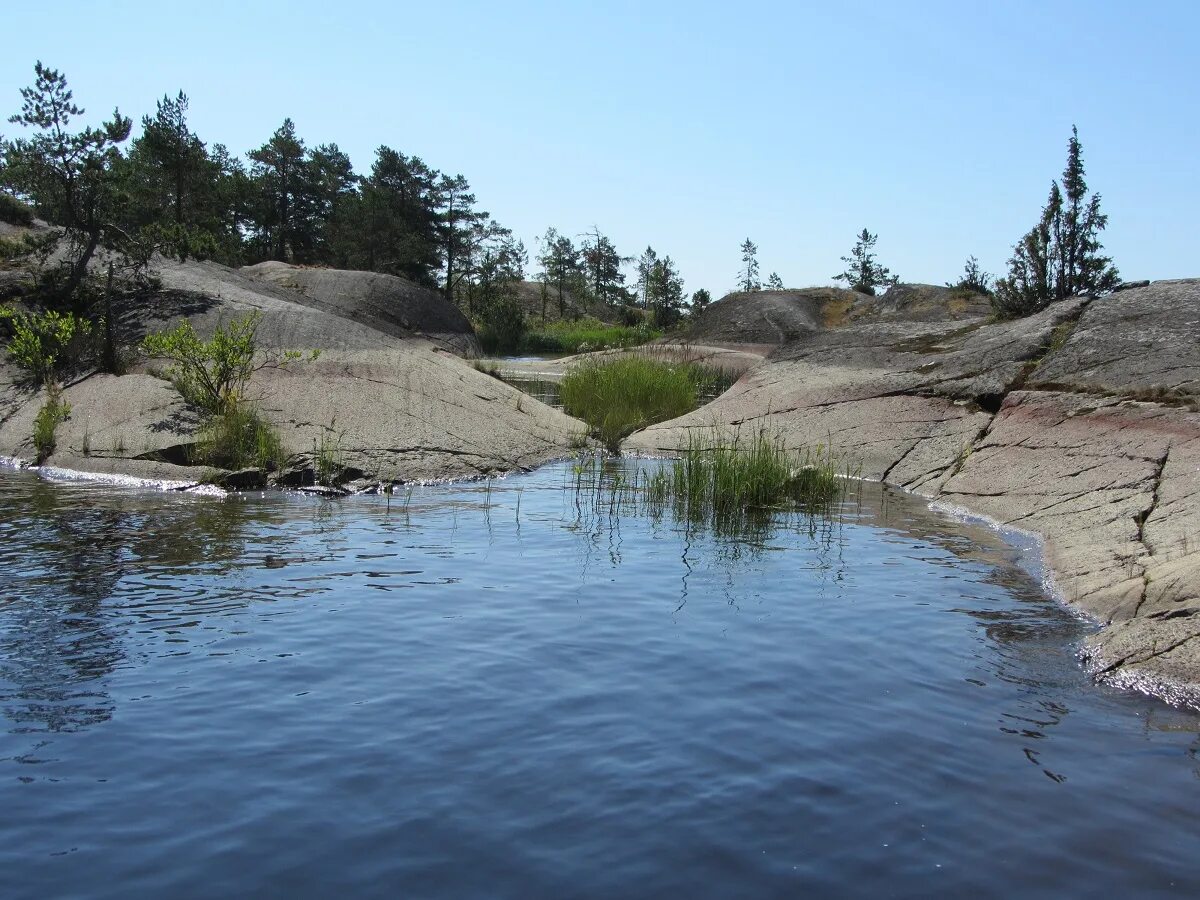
<box><xmin>0</xmin><ymin>305</ymin><xmax>92</xmax><ymax>383</ymax></box>
<box><xmin>193</xmin><ymin>403</ymin><xmax>285</xmax><ymax>471</ymax></box>
<box><xmin>560</xmin><ymin>356</ymin><xmax>699</xmax><ymax>452</ymax></box>
<box><xmin>142</xmin><ymin>311</ymin><xmax>315</xmax><ymax>415</ymax></box>
<box><xmin>0</xmin><ymin>193</ymin><xmax>34</xmax><ymax>226</ymax></box>
<box><xmin>141</xmin><ymin>312</ymin><xmax>261</xmax><ymax>414</ymax></box>
<box><xmin>476</xmin><ymin>295</ymin><xmax>528</xmax><ymax>354</ymax></box>
<box><xmin>32</xmin><ymin>384</ymin><xmax>70</xmax><ymax>463</ymax></box>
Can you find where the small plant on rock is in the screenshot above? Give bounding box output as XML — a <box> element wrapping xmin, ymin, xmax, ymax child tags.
<box><xmin>32</xmin><ymin>383</ymin><xmax>70</xmax><ymax>463</ymax></box>
<box><xmin>1</xmin><ymin>305</ymin><xmax>92</xmax><ymax>383</ymax></box>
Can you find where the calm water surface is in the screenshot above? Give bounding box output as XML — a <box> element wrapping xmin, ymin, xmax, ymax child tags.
<box><xmin>1</xmin><ymin>463</ymin><xmax>1198</xmax><ymax>898</ymax></box>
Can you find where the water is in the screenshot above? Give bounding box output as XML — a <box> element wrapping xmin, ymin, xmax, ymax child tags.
<box><xmin>1</xmin><ymin>463</ymin><xmax>1198</xmax><ymax>898</ymax></box>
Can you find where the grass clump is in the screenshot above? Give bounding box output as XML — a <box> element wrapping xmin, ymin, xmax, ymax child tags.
<box><xmin>524</xmin><ymin>319</ymin><xmax>660</xmax><ymax>355</ymax></box>
<box><xmin>472</xmin><ymin>359</ymin><xmax>504</xmax><ymax>380</ymax></box>
<box><xmin>32</xmin><ymin>384</ymin><xmax>70</xmax><ymax>463</ymax></box>
<box><xmin>644</xmin><ymin>430</ymin><xmax>855</xmax><ymax>529</ymax></box>
<box><xmin>194</xmin><ymin>404</ymin><xmax>285</xmax><ymax>472</ymax></box>
<box><xmin>560</xmin><ymin>356</ymin><xmax>701</xmax><ymax>451</ymax></box>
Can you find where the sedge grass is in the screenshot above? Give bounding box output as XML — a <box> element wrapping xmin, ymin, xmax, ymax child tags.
<box><xmin>560</xmin><ymin>356</ymin><xmax>701</xmax><ymax>452</ymax></box>
<box><xmin>194</xmin><ymin>403</ymin><xmax>285</xmax><ymax>472</ymax></box>
<box><xmin>569</xmin><ymin>428</ymin><xmax>859</xmax><ymax>539</ymax></box>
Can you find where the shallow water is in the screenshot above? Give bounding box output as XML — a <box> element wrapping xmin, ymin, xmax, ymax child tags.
<box><xmin>1</xmin><ymin>463</ymin><xmax>1198</xmax><ymax>898</ymax></box>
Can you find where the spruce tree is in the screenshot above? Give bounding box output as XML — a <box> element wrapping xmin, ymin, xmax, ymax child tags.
<box><xmin>834</xmin><ymin>229</ymin><xmax>896</xmax><ymax>295</ymax></box>
<box><xmin>738</xmin><ymin>238</ymin><xmax>760</xmax><ymax>292</ymax></box>
<box><xmin>994</xmin><ymin>127</ymin><xmax>1118</xmax><ymax>318</ymax></box>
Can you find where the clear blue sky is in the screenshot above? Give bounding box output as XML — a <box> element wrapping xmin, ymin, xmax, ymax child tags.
<box><xmin>2</xmin><ymin>1</ymin><xmax>1196</xmax><ymax>296</ymax></box>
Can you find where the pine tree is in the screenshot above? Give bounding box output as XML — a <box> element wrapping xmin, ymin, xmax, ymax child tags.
<box><xmin>126</xmin><ymin>91</ymin><xmax>217</xmax><ymax>260</ymax></box>
<box><xmin>580</xmin><ymin>227</ymin><xmax>627</xmax><ymax>306</ymax></box>
<box><xmin>248</xmin><ymin>119</ymin><xmax>307</xmax><ymax>262</ymax></box>
<box><xmin>536</xmin><ymin>227</ymin><xmax>583</xmax><ymax>318</ymax></box>
<box><xmin>738</xmin><ymin>238</ymin><xmax>760</xmax><ymax>292</ymax></box>
<box><xmin>834</xmin><ymin>229</ymin><xmax>896</xmax><ymax>295</ymax></box>
<box><xmin>646</xmin><ymin>255</ymin><xmax>685</xmax><ymax>327</ymax></box>
<box><xmin>438</xmin><ymin>173</ymin><xmax>486</xmax><ymax>303</ymax></box>
<box><xmin>2</xmin><ymin>62</ymin><xmax>133</xmax><ymax>301</ymax></box>
<box><xmin>766</xmin><ymin>272</ymin><xmax>784</xmax><ymax>290</ymax></box>
<box><xmin>994</xmin><ymin>127</ymin><xmax>1118</xmax><ymax>318</ymax></box>
<box><xmin>635</xmin><ymin>245</ymin><xmax>659</xmax><ymax>309</ymax></box>
<box><xmin>690</xmin><ymin>288</ymin><xmax>712</xmax><ymax>315</ymax></box>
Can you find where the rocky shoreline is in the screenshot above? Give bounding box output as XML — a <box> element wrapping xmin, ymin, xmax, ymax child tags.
<box><xmin>2</xmin><ymin>260</ymin><xmax>1197</xmax><ymax>706</ymax></box>
<box><xmin>630</xmin><ymin>279</ymin><xmax>1200</xmax><ymax>706</ymax></box>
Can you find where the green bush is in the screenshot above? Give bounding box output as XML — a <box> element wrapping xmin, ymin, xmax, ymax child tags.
<box><xmin>194</xmin><ymin>403</ymin><xmax>285</xmax><ymax>471</ymax></box>
<box><xmin>32</xmin><ymin>384</ymin><xmax>70</xmax><ymax>463</ymax></box>
<box><xmin>142</xmin><ymin>311</ymin><xmax>318</xmax><ymax>415</ymax></box>
<box><xmin>560</xmin><ymin>356</ymin><xmax>700</xmax><ymax>452</ymax></box>
<box><xmin>0</xmin><ymin>193</ymin><xmax>34</xmax><ymax>226</ymax></box>
<box><xmin>141</xmin><ymin>312</ymin><xmax>260</xmax><ymax>414</ymax></box>
<box><xmin>0</xmin><ymin>305</ymin><xmax>92</xmax><ymax>383</ymax></box>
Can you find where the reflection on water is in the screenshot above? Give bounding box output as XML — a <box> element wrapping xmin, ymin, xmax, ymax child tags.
<box><xmin>0</xmin><ymin>463</ymin><xmax>1198</xmax><ymax>897</ymax></box>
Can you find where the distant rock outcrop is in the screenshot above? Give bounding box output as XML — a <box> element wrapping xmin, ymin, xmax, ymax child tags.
<box><xmin>686</xmin><ymin>283</ymin><xmax>989</xmax><ymax>347</ymax></box>
<box><xmin>242</xmin><ymin>261</ymin><xmax>478</xmax><ymax>355</ymax></box>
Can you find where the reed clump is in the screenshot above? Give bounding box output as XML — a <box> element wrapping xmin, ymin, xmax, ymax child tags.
<box><xmin>570</xmin><ymin>428</ymin><xmax>859</xmax><ymax>538</ymax></box>
<box><xmin>560</xmin><ymin>356</ymin><xmax>728</xmax><ymax>452</ymax></box>
<box><xmin>194</xmin><ymin>404</ymin><xmax>284</xmax><ymax>472</ymax></box>
<box><xmin>643</xmin><ymin>430</ymin><xmax>855</xmax><ymax>528</ymax></box>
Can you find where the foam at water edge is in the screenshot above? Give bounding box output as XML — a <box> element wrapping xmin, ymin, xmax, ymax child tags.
<box><xmin>33</xmin><ymin>462</ymin><xmax>226</xmax><ymax>497</ymax></box>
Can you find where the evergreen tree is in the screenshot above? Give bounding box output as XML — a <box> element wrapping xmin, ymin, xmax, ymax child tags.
<box><xmin>738</xmin><ymin>238</ymin><xmax>760</xmax><ymax>292</ymax></box>
<box><xmin>635</xmin><ymin>245</ymin><xmax>659</xmax><ymax>309</ymax></box>
<box><xmin>248</xmin><ymin>119</ymin><xmax>307</xmax><ymax>262</ymax></box>
<box><xmin>646</xmin><ymin>255</ymin><xmax>685</xmax><ymax>327</ymax></box>
<box><xmin>834</xmin><ymin>228</ymin><xmax>896</xmax><ymax>295</ymax></box>
<box><xmin>125</xmin><ymin>91</ymin><xmax>220</xmax><ymax>261</ymax></box>
<box><xmin>536</xmin><ymin>227</ymin><xmax>583</xmax><ymax>319</ymax></box>
<box><xmin>580</xmin><ymin>227</ymin><xmax>627</xmax><ymax>306</ymax></box>
<box><xmin>766</xmin><ymin>271</ymin><xmax>784</xmax><ymax>290</ymax></box>
<box><xmin>2</xmin><ymin>62</ymin><xmax>133</xmax><ymax>302</ymax></box>
<box><xmin>335</xmin><ymin>147</ymin><xmax>441</xmax><ymax>284</ymax></box>
<box><xmin>438</xmin><ymin>173</ymin><xmax>486</xmax><ymax>302</ymax></box>
<box><xmin>994</xmin><ymin>127</ymin><xmax>1118</xmax><ymax>318</ymax></box>
<box><xmin>690</xmin><ymin>288</ymin><xmax>712</xmax><ymax>316</ymax></box>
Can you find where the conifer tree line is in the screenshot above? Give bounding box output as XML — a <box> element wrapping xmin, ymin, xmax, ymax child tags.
<box><xmin>0</xmin><ymin>63</ymin><xmax>705</xmax><ymax>329</ymax></box>
<box><xmin>1</xmin><ymin>62</ymin><xmax>1120</xmax><ymax>327</ymax></box>
<box><xmin>0</xmin><ymin>64</ymin><xmax>532</xmax><ymax>325</ymax></box>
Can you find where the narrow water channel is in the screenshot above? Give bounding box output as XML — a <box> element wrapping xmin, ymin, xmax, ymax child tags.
<box><xmin>0</xmin><ymin>463</ymin><xmax>1197</xmax><ymax>897</ymax></box>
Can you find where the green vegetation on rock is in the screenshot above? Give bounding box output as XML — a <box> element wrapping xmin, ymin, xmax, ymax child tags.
<box><xmin>193</xmin><ymin>403</ymin><xmax>284</xmax><ymax>472</ymax></box>
<box><xmin>560</xmin><ymin>356</ymin><xmax>722</xmax><ymax>451</ymax></box>
<box><xmin>0</xmin><ymin>305</ymin><xmax>92</xmax><ymax>383</ymax></box>
<box><xmin>32</xmin><ymin>384</ymin><xmax>70</xmax><ymax>463</ymax></box>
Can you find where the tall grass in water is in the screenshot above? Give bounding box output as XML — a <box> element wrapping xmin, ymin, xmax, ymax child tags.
<box><xmin>525</xmin><ymin>320</ymin><xmax>660</xmax><ymax>354</ymax></box>
<box><xmin>560</xmin><ymin>356</ymin><xmax>701</xmax><ymax>452</ymax></box>
<box><xmin>646</xmin><ymin>430</ymin><xmax>855</xmax><ymax>529</ymax></box>
<box><xmin>571</xmin><ymin>429</ymin><xmax>858</xmax><ymax>539</ymax></box>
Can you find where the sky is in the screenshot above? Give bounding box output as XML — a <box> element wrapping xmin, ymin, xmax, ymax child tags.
<box><xmin>2</xmin><ymin>1</ymin><xmax>1196</xmax><ymax>297</ymax></box>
